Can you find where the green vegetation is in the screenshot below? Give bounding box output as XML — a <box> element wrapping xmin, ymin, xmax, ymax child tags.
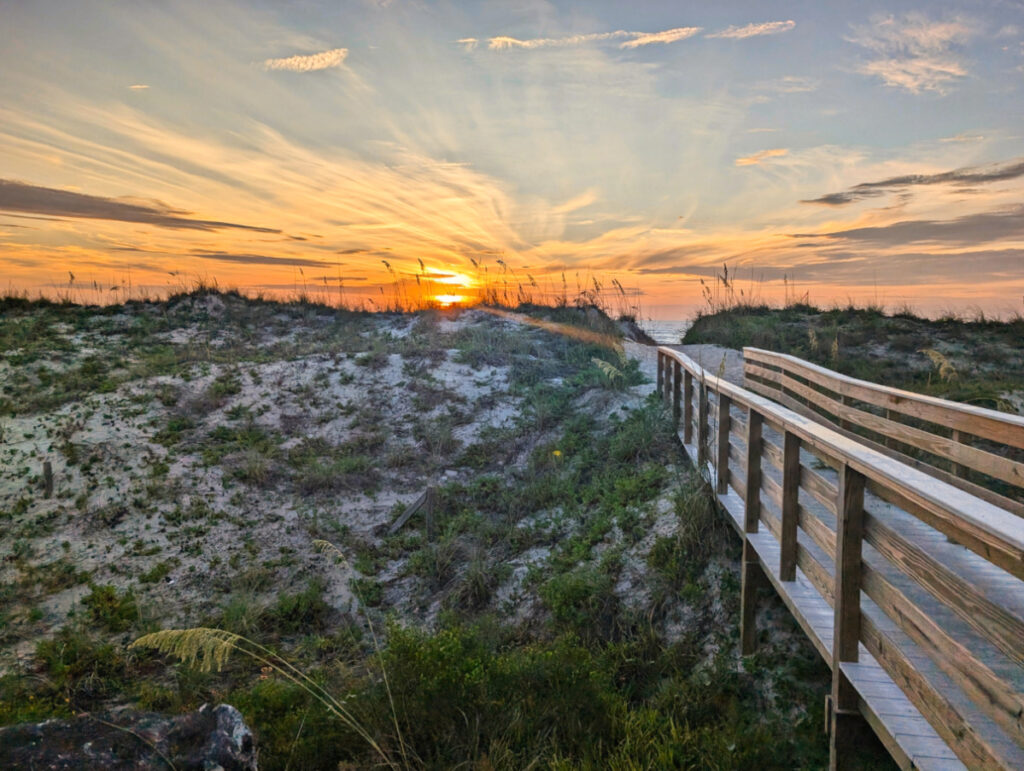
<box><xmin>685</xmin><ymin>302</ymin><xmax>1024</xmax><ymax>409</ymax></box>
<box><xmin>0</xmin><ymin>290</ymin><xmax>894</xmax><ymax>769</ymax></box>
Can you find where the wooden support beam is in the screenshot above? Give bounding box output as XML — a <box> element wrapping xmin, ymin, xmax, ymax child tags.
<box><xmin>697</xmin><ymin>383</ymin><xmax>709</xmax><ymax>467</ymax></box>
<box><xmin>740</xmin><ymin>540</ymin><xmax>767</xmax><ymax>655</ymax></box>
<box><xmin>717</xmin><ymin>393</ymin><xmax>732</xmax><ymax>493</ymax></box>
<box><xmin>672</xmin><ymin>360</ymin><xmax>682</xmax><ymax>429</ymax></box>
<box><xmin>43</xmin><ymin>460</ymin><xmax>53</xmax><ymax>499</ymax></box>
<box><xmin>829</xmin><ymin>463</ymin><xmax>866</xmax><ymax>770</ymax></box>
<box><xmin>779</xmin><ymin>431</ymin><xmax>800</xmax><ymax>581</ymax></box>
<box><xmin>657</xmin><ymin>351</ymin><xmax>664</xmax><ymax>395</ymax></box>
<box><xmin>683</xmin><ymin>370</ymin><xmax>693</xmax><ymax>444</ymax></box>
<box><xmin>744</xmin><ymin>411</ymin><xmax>763</xmax><ymax>533</ymax></box>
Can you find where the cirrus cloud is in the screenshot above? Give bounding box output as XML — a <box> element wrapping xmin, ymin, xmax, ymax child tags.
<box><xmin>706</xmin><ymin>21</ymin><xmax>795</xmax><ymax>40</ymax></box>
<box><xmin>735</xmin><ymin>148</ymin><xmax>789</xmax><ymax>166</ymax></box>
<box><xmin>263</xmin><ymin>47</ymin><xmax>348</xmax><ymax>72</ymax></box>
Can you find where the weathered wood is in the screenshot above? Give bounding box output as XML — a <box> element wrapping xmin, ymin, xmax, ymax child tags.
<box><xmin>761</xmin><ymin>435</ymin><xmax>783</xmax><ymax>471</ymax></box>
<box><xmin>672</xmin><ymin>360</ymin><xmax>682</xmax><ymax>429</ymax></box>
<box><xmin>780</xmin><ymin>432</ymin><xmax>801</xmax><ymax>581</ymax></box>
<box><xmin>771</xmin><ymin>368</ymin><xmax>1024</xmax><ymax>492</ymax></box>
<box><xmin>744</xmin><ymin>347</ymin><xmax>1024</xmax><ymax>451</ymax></box>
<box><xmin>388</xmin><ymin>488</ymin><xmax>432</xmax><ymax>535</ymax></box>
<box><xmin>740</xmin><ymin>540</ymin><xmax>767</xmax><ymax>655</ymax></box>
<box><xmin>717</xmin><ymin>393</ymin><xmax>732</xmax><ymax>493</ymax></box>
<box><xmin>834</xmin><ymin>464</ymin><xmax>866</xmax><ymax>663</ymax></box>
<box><xmin>861</xmin><ymin>563</ymin><xmax>1024</xmax><ymax>747</ymax></box>
<box><xmin>801</xmin><ymin>464</ymin><xmax>839</xmax><ymax>516</ymax></box>
<box><xmin>750</xmin><ymin>371</ymin><xmax>1024</xmax><ymax>517</ymax></box>
<box><xmin>862</xmin><ymin>615</ymin><xmax>1010</xmax><ymax>769</ymax></box>
<box><xmin>659</xmin><ymin>345</ymin><xmax>1024</xmax><ymax>770</ymax></box>
<box><xmin>683</xmin><ymin>370</ymin><xmax>694</xmax><ymax>444</ymax></box>
<box><xmin>744</xmin><ymin>410</ymin><xmax>763</xmax><ymax>533</ymax></box>
<box><xmin>657</xmin><ymin>351</ymin><xmax>664</xmax><ymax>393</ymax></box>
<box><xmin>43</xmin><ymin>460</ymin><xmax>53</xmax><ymax>499</ymax></box>
<box><xmin>698</xmin><ymin>382</ymin><xmax>709</xmax><ymax>466</ymax></box>
<box><xmin>864</xmin><ymin>511</ymin><xmax>1024</xmax><ymax>668</ymax></box>
<box><xmin>831</xmin><ymin>463</ymin><xmax>867</xmax><ymax>771</ymax></box>
<box><xmin>663</xmin><ymin>346</ymin><xmax>1024</xmax><ymax>580</ymax></box>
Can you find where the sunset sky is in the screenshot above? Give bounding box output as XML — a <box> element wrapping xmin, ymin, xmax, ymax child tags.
<box><xmin>2</xmin><ymin>1</ymin><xmax>1024</xmax><ymax>317</ymax></box>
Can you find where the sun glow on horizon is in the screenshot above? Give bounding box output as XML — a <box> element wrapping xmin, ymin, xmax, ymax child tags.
<box><xmin>433</xmin><ymin>293</ymin><xmax>470</xmax><ymax>307</ymax></box>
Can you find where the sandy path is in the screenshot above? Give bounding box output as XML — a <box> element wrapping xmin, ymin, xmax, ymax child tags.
<box><xmin>623</xmin><ymin>341</ymin><xmax>744</xmax><ymax>386</ymax></box>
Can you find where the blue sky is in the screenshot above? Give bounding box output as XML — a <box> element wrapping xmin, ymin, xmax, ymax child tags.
<box><xmin>2</xmin><ymin>1</ymin><xmax>1023</xmax><ymax>315</ymax></box>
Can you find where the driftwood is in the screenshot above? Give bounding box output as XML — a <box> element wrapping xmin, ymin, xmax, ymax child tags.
<box><xmin>388</xmin><ymin>486</ymin><xmax>436</xmax><ymax>536</ymax></box>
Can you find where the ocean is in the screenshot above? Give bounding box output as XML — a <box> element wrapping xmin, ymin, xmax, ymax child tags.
<box><xmin>637</xmin><ymin>319</ymin><xmax>691</xmax><ymax>345</ymax></box>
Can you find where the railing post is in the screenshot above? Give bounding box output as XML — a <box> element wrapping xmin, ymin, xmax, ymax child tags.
<box><xmin>740</xmin><ymin>409</ymin><xmax>764</xmax><ymax>654</ymax></box>
<box><xmin>672</xmin><ymin>361</ymin><xmax>682</xmax><ymax>429</ymax></box>
<box><xmin>697</xmin><ymin>382</ymin><xmax>709</xmax><ymax>467</ymax></box>
<box><xmin>683</xmin><ymin>371</ymin><xmax>693</xmax><ymax>444</ymax></box>
<box><xmin>664</xmin><ymin>353</ymin><xmax>673</xmax><ymax>404</ymax></box>
<box><xmin>951</xmin><ymin>429</ymin><xmax>965</xmax><ymax>479</ymax></box>
<box><xmin>716</xmin><ymin>393</ymin><xmax>731</xmax><ymax>493</ymax></box>
<box><xmin>657</xmin><ymin>351</ymin><xmax>664</xmax><ymax>396</ymax></box>
<box><xmin>829</xmin><ymin>463</ymin><xmax>866</xmax><ymax>770</ymax></box>
<box><xmin>779</xmin><ymin>431</ymin><xmax>800</xmax><ymax>581</ymax></box>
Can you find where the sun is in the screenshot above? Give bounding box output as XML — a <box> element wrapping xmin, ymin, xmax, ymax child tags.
<box><xmin>433</xmin><ymin>294</ymin><xmax>468</xmax><ymax>308</ymax></box>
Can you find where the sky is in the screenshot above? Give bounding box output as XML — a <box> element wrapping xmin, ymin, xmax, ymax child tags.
<box><xmin>2</xmin><ymin>0</ymin><xmax>1024</xmax><ymax>317</ymax></box>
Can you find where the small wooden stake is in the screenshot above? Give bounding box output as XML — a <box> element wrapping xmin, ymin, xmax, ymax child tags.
<box><xmin>43</xmin><ymin>460</ymin><xmax>53</xmax><ymax>499</ymax></box>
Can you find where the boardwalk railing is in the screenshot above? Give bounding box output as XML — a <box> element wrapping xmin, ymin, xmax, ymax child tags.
<box><xmin>743</xmin><ymin>347</ymin><xmax>1024</xmax><ymax>517</ymax></box>
<box><xmin>656</xmin><ymin>347</ymin><xmax>1024</xmax><ymax>770</ymax></box>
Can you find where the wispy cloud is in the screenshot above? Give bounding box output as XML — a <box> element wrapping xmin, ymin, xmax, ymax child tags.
<box><xmin>803</xmin><ymin>205</ymin><xmax>1024</xmax><ymax>247</ymax></box>
<box><xmin>488</xmin><ymin>31</ymin><xmax>630</xmax><ymax>50</ymax></box>
<box><xmin>707</xmin><ymin>21</ymin><xmax>795</xmax><ymax>40</ymax></box>
<box><xmin>620</xmin><ymin>27</ymin><xmax>702</xmax><ymax>49</ymax></box>
<box><xmin>847</xmin><ymin>13</ymin><xmax>972</xmax><ymax>93</ymax></box>
<box><xmin>803</xmin><ymin>156</ymin><xmax>1024</xmax><ymax>205</ymax></box>
<box><xmin>263</xmin><ymin>48</ymin><xmax>348</xmax><ymax>72</ymax></box>
<box><xmin>192</xmin><ymin>250</ymin><xmax>333</xmax><ymax>267</ymax></box>
<box><xmin>0</xmin><ymin>179</ymin><xmax>281</xmax><ymax>232</ymax></box>
<box><xmin>457</xmin><ymin>37</ymin><xmax>478</xmax><ymax>52</ymax></box>
<box><xmin>128</xmin><ymin>84</ymin><xmax>149</xmax><ymax>90</ymax></box>
<box><xmin>551</xmin><ymin>189</ymin><xmax>598</xmax><ymax>215</ymax></box>
<box><xmin>487</xmin><ymin>27</ymin><xmax>701</xmax><ymax>51</ymax></box>
<box><xmin>735</xmin><ymin>148</ymin><xmax>788</xmax><ymax>166</ymax></box>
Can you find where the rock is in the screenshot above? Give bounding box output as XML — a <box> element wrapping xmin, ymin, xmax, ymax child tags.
<box><xmin>0</xmin><ymin>703</ymin><xmax>257</xmax><ymax>770</ymax></box>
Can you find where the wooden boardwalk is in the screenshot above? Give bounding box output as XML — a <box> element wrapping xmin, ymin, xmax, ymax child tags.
<box><xmin>656</xmin><ymin>346</ymin><xmax>1024</xmax><ymax>770</ymax></box>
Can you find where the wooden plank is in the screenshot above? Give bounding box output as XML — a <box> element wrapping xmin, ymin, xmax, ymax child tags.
<box><xmin>800</xmin><ymin>506</ymin><xmax>837</xmax><ymax>562</ymax></box>
<box><xmin>762</xmin><ymin>436</ymin><xmax>784</xmax><ymax>471</ymax></box>
<box><xmin>717</xmin><ymin>393</ymin><xmax>732</xmax><ymax>493</ymax></box>
<box><xmin>863</xmin><ymin>511</ymin><xmax>1024</xmax><ymax>668</ymax></box>
<box><xmin>775</xmin><ymin>370</ymin><xmax>1024</xmax><ymax>491</ymax></box>
<box><xmin>802</xmin><ymin>464</ymin><xmax>839</xmax><ymax>516</ymax></box>
<box><xmin>657</xmin><ymin>350</ymin><xmax>664</xmax><ymax>393</ymax></box>
<box><xmin>781</xmin><ymin>431</ymin><xmax>800</xmax><ymax>581</ymax></box>
<box><xmin>834</xmin><ymin>464</ymin><xmax>866</xmax><ymax>664</ymax></box>
<box><xmin>745</xmin><ymin>410</ymin><xmax>763</xmax><ymax>533</ymax></box>
<box><xmin>862</xmin><ymin>615</ymin><xmax>1011</xmax><ymax>769</ymax></box>
<box><xmin>672</xmin><ymin>360</ymin><xmax>682</xmax><ymax>428</ymax></box>
<box><xmin>388</xmin><ymin>489</ymin><xmax>429</xmax><ymax>534</ymax></box>
<box><xmin>860</xmin><ymin>563</ymin><xmax>1024</xmax><ymax>747</ymax></box>
<box><xmin>698</xmin><ymin>382</ymin><xmax>709</xmax><ymax>466</ymax></box>
<box><xmin>760</xmin><ymin>374</ymin><xmax>1024</xmax><ymax>517</ymax></box>
<box><xmin>744</xmin><ymin>347</ymin><xmax>1024</xmax><ymax>451</ymax></box>
<box><xmin>683</xmin><ymin>370</ymin><xmax>693</xmax><ymax>444</ymax></box>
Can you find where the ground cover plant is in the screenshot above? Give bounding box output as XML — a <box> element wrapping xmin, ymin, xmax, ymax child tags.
<box><xmin>0</xmin><ymin>289</ymin><xmax>892</xmax><ymax>768</ymax></box>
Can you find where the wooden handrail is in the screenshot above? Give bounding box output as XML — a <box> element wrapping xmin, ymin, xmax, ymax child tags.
<box><xmin>662</xmin><ymin>347</ymin><xmax>1024</xmax><ymax>576</ymax></box>
<box><xmin>743</xmin><ymin>346</ymin><xmax>1024</xmax><ymax>516</ymax></box>
<box><xmin>743</xmin><ymin>347</ymin><xmax>1024</xmax><ymax>449</ymax></box>
<box><xmin>656</xmin><ymin>346</ymin><xmax>1024</xmax><ymax>770</ymax></box>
